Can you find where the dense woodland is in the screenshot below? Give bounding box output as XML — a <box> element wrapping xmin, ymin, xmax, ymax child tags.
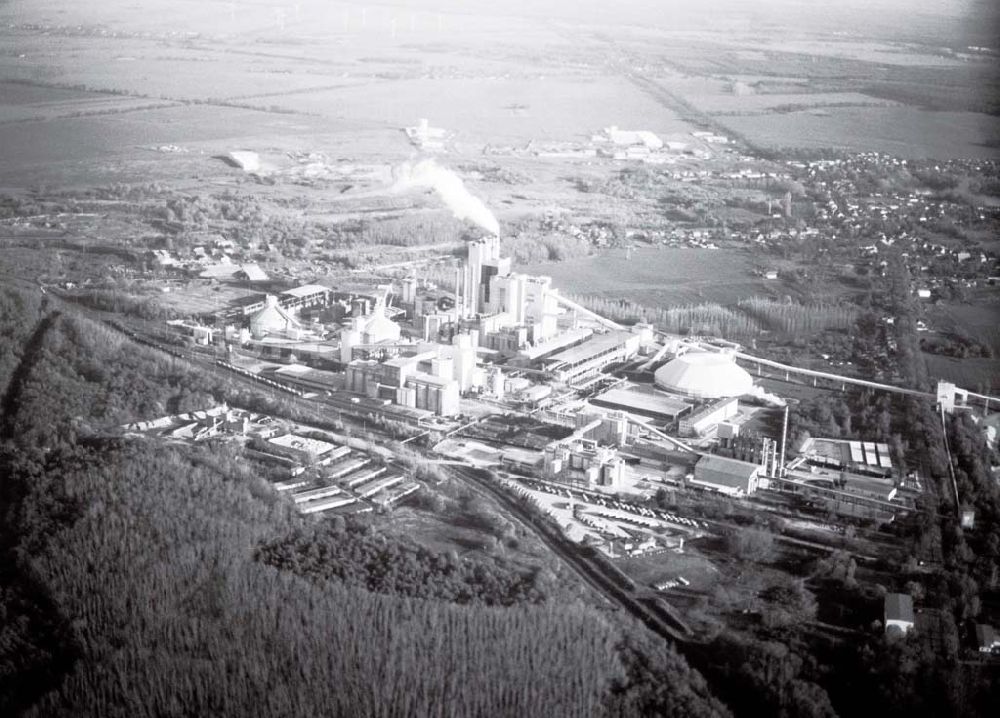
<box><xmin>256</xmin><ymin>517</ymin><xmax>555</xmax><ymax>606</ymax></box>
<box><xmin>0</xmin><ymin>287</ymin><xmax>727</xmax><ymax>717</ymax></box>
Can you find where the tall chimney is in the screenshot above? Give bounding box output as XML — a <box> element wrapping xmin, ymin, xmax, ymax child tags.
<box><xmin>779</xmin><ymin>405</ymin><xmax>789</xmax><ymax>478</ymax></box>
<box><xmin>454</xmin><ymin>263</ymin><xmax>462</xmax><ymax>325</ymax></box>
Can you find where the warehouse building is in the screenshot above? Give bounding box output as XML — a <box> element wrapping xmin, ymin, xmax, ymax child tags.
<box><xmin>267</xmin><ymin>433</ymin><xmax>350</xmax><ymax>466</ymax></box>
<box><xmin>591</xmin><ymin>384</ymin><xmax>693</xmax><ymax>428</ymax></box>
<box><xmin>543</xmin><ymin>331</ymin><xmax>641</xmax><ymax>384</ymax></box>
<box><xmin>279</xmin><ymin>284</ymin><xmax>331</xmax><ymax>312</ymax></box>
<box><xmin>691</xmin><ymin>454</ymin><xmax>760</xmax><ymax>497</ymax></box>
<box><xmin>679</xmin><ymin>396</ymin><xmax>739</xmax><ymax>437</ymax></box>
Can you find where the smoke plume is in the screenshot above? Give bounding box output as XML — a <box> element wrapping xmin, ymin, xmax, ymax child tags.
<box><xmin>746</xmin><ymin>385</ymin><xmax>787</xmax><ymax>407</ymax></box>
<box><xmin>393</xmin><ymin>159</ymin><xmax>500</xmax><ymax>236</ymax></box>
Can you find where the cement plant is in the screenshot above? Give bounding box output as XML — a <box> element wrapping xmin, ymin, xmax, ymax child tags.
<box><xmin>1</xmin><ymin>1</ymin><xmax>998</xmax><ymax>717</ymax></box>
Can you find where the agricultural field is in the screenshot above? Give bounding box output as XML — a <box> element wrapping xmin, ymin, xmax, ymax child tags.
<box><xmin>719</xmin><ymin>106</ymin><xmax>1000</xmax><ymax>160</ymax></box>
<box><xmin>925</xmin><ymin>300</ymin><xmax>1000</xmax><ymax>356</ymax></box>
<box><xmin>519</xmin><ymin>246</ymin><xmax>777</xmax><ymax>307</ymax></box>
<box><xmin>269</xmin><ymin>75</ymin><xmax>697</xmax><ymax>144</ymax></box>
<box><xmin>923</xmin><ymin>355</ymin><xmax>1000</xmax><ymax>393</ymax></box>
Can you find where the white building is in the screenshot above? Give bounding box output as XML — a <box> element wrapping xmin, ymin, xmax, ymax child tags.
<box><xmin>250</xmin><ymin>296</ymin><xmax>305</xmax><ymax>339</ymax></box>
<box><xmin>679</xmin><ymin>397</ymin><xmax>739</xmax><ymax>437</ymax></box>
<box><xmin>691</xmin><ymin>454</ymin><xmax>760</xmax><ymax>497</ymax></box>
<box><xmin>544</xmin><ymin>438</ymin><xmax>625</xmax><ymax>489</ymax></box>
<box><xmin>340</xmin><ymin>298</ymin><xmax>402</xmax><ymax>363</ymax></box>
<box><xmin>596</xmin><ymin>126</ymin><xmax>664</xmax><ymax>150</ymax></box>
<box><xmin>655</xmin><ymin>351</ymin><xmax>753</xmax><ymax>400</ymax></box>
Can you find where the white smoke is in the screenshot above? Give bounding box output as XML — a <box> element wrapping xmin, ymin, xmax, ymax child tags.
<box><xmin>393</xmin><ymin>159</ymin><xmax>500</xmax><ymax>236</ymax></box>
<box><xmin>746</xmin><ymin>385</ymin><xmax>787</xmax><ymax>407</ymax></box>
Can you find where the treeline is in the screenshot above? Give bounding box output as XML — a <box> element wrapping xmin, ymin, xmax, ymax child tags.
<box><xmin>356</xmin><ymin>213</ymin><xmax>466</xmax><ymax>247</ymax></box>
<box><xmin>920</xmin><ymin>333</ymin><xmax>993</xmax><ymax>359</ymax></box>
<box><xmin>564</xmin><ymin>293</ymin><xmax>859</xmax><ymax>341</ymax></box>
<box><xmin>565</xmin><ymin>294</ymin><xmax>763</xmax><ymax>339</ymax></box>
<box><xmin>737</xmin><ymin>297</ymin><xmax>856</xmax><ymax>335</ymax></box>
<box><xmin>64</xmin><ymin>287</ymin><xmax>176</xmax><ymax>321</ymax></box>
<box><xmin>503</xmin><ymin>232</ymin><xmax>592</xmax><ymax>263</ymax></box>
<box><xmin>256</xmin><ymin>517</ymin><xmax>553</xmax><ymax>606</ymax></box>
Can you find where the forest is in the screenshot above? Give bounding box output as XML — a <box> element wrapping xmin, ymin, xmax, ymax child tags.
<box><xmin>0</xmin><ymin>286</ymin><xmax>728</xmax><ymax>717</ymax></box>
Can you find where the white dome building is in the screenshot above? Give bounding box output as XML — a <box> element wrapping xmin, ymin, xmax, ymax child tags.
<box><xmin>654</xmin><ymin>351</ymin><xmax>753</xmax><ymax>400</ymax></box>
<box><xmin>250</xmin><ymin>295</ymin><xmax>303</xmax><ymax>339</ymax></box>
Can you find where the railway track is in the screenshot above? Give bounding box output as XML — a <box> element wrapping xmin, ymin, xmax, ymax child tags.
<box><xmin>447</xmin><ymin>464</ymin><xmax>696</xmax><ymax>644</ymax></box>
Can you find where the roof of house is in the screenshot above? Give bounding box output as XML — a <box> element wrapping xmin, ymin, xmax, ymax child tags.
<box><xmin>239</xmin><ymin>263</ymin><xmax>269</xmax><ymax>281</ymax></box>
<box><xmin>884</xmin><ymin>593</ymin><xmax>914</xmax><ymax>623</ymax></box>
<box><xmin>693</xmin><ymin>454</ymin><xmax>759</xmax><ymax>490</ymax></box>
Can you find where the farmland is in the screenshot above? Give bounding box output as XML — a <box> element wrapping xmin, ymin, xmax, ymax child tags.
<box><xmin>519</xmin><ymin>247</ymin><xmax>769</xmax><ymax>307</ymax></box>
<box><xmin>922</xmin><ymin>354</ymin><xmax>1000</xmax><ymax>393</ymax></box>
<box><xmin>720</xmin><ymin>107</ymin><xmax>1000</xmax><ymax>160</ymax></box>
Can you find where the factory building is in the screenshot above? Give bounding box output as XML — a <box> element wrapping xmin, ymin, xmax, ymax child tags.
<box><xmin>279</xmin><ymin>284</ymin><xmax>331</xmax><ymax>312</ymax></box>
<box><xmin>166</xmin><ymin>320</ymin><xmax>216</xmax><ymax>345</ymax></box>
<box><xmin>798</xmin><ymin>437</ymin><xmax>894</xmax><ymax>479</ymax></box>
<box><xmin>339</xmin><ymin>296</ymin><xmax>402</xmax><ymax>363</ymax></box>
<box><xmin>345</xmin><ymin>340</ymin><xmax>477</xmax><ymax>416</ymax></box>
<box><xmin>463</xmin><ymin>236</ymin><xmax>504</xmax><ymax>316</ymax></box>
<box><xmin>543</xmin><ymin>438</ymin><xmax>625</xmax><ymax>489</ymax></box>
<box><xmin>543</xmin><ymin>330</ymin><xmax>641</xmax><ymax>384</ymax></box>
<box><xmin>249</xmin><ymin>295</ymin><xmax>306</xmax><ymax>339</ymax></box>
<box><xmin>678</xmin><ymin>396</ymin><xmax>739</xmax><ymax>437</ymax></box>
<box><xmin>691</xmin><ymin>454</ymin><xmax>760</xmax><ymax>497</ymax></box>
<box><xmin>654</xmin><ymin>351</ymin><xmax>753</xmax><ymax>399</ymax></box>
<box><xmin>267</xmin><ymin>433</ymin><xmax>349</xmax><ymax>466</ymax></box>
<box><xmin>572</xmin><ymin>409</ymin><xmax>630</xmax><ymax>447</ymax></box>
<box><xmin>592</xmin><ymin>384</ymin><xmax>693</xmax><ymax>428</ymax></box>
<box><xmin>593</xmin><ymin>126</ymin><xmax>664</xmax><ymax>150</ymax></box>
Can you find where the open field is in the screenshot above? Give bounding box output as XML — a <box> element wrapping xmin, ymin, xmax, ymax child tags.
<box><xmin>686</xmin><ymin>91</ymin><xmax>900</xmax><ymax>116</ymax></box>
<box><xmin>923</xmin><ymin>354</ymin><xmax>1000</xmax><ymax>392</ymax></box>
<box><xmin>266</xmin><ymin>75</ymin><xmax>697</xmax><ymax>143</ymax></box>
<box><xmin>926</xmin><ymin>300</ymin><xmax>1000</xmax><ymax>355</ymax></box>
<box><xmin>615</xmin><ymin>548</ymin><xmax>720</xmax><ymax>591</ymax></box>
<box><xmin>718</xmin><ymin>106</ymin><xmax>1000</xmax><ymax>159</ymax></box>
<box><xmin>520</xmin><ymin>246</ymin><xmax>780</xmax><ymax>308</ymax></box>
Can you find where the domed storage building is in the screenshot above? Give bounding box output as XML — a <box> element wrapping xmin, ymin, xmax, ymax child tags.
<box><xmin>654</xmin><ymin>351</ymin><xmax>753</xmax><ymax>400</ymax></box>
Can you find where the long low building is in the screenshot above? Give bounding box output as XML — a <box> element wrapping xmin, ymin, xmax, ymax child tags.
<box><xmin>591</xmin><ymin>384</ymin><xmax>693</xmax><ymax>427</ymax></box>
<box><xmin>542</xmin><ymin>331</ymin><xmax>641</xmax><ymax>384</ymax></box>
<box><xmin>691</xmin><ymin>454</ymin><xmax>760</xmax><ymax>497</ymax></box>
<box><xmin>679</xmin><ymin>396</ymin><xmax>739</xmax><ymax>437</ymax></box>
